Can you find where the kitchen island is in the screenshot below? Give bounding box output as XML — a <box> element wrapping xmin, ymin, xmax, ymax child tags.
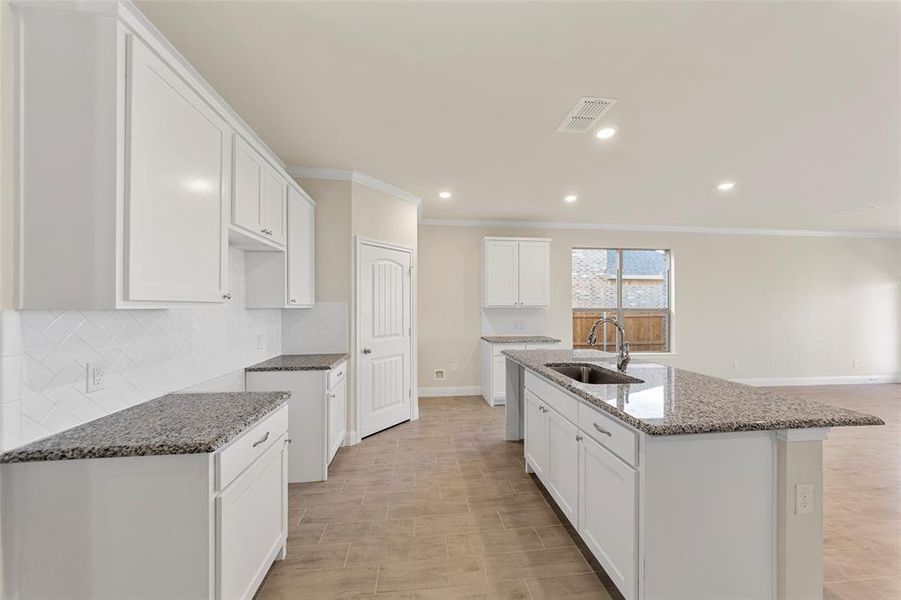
<box><xmin>503</xmin><ymin>349</ymin><xmax>882</xmax><ymax>600</ymax></box>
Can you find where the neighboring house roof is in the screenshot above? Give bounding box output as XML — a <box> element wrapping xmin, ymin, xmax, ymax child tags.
<box><xmin>619</xmin><ymin>249</ymin><xmax>667</xmax><ymax>277</ymax></box>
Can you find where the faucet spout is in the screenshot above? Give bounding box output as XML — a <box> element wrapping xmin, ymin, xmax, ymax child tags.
<box><xmin>586</xmin><ymin>316</ymin><xmax>631</xmax><ymax>372</ymax></box>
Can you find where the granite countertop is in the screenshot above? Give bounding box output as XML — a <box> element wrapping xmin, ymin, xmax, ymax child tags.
<box><xmin>481</xmin><ymin>336</ymin><xmax>562</xmax><ymax>344</ymax></box>
<box><xmin>246</xmin><ymin>353</ymin><xmax>349</xmax><ymax>372</ymax></box>
<box><xmin>503</xmin><ymin>349</ymin><xmax>884</xmax><ymax>436</ymax></box>
<box><xmin>0</xmin><ymin>392</ymin><xmax>290</xmax><ymax>464</ymax></box>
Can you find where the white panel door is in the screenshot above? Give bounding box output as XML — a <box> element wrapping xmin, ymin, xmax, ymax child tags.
<box><xmin>579</xmin><ymin>435</ymin><xmax>638</xmax><ymax>600</ymax></box>
<box><xmin>358</xmin><ymin>242</ymin><xmax>413</xmax><ymax>438</ymax></box>
<box><xmin>232</xmin><ymin>135</ymin><xmax>263</xmax><ymax>235</ymax></box>
<box><xmin>287</xmin><ymin>188</ymin><xmax>315</xmax><ymax>306</ymax></box>
<box><xmin>261</xmin><ymin>166</ymin><xmax>287</xmax><ymax>245</ymax></box>
<box><xmin>524</xmin><ymin>391</ymin><xmax>548</xmax><ymax>480</ymax></box>
<box><xmin>546</xmin><ymin>408</ymin><xmax>580</xmax><ymax>525</ymax></box>
<box><xmin>518</xmin><ymin>241</ymin><xmax>550</xmax><ymax>307</ymax></box>
<box><xmin>484</xmin><ymin>240</ymin><xmax>519</xmax><ymax>306</ymax></box>
<box><xmin>125</xmin><ymin>36</ymin><xmax>229</xmax><ymax>303</ymax></box>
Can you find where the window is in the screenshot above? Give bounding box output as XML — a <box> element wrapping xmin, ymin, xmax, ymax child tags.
<box><xmin>571</xmin><ymin>248</ymin><xmax>672</xmax><ymax>352</ymax></box>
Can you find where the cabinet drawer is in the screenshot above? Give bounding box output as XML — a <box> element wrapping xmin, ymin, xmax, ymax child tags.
<box><xmin>578</xmin><ymin>403</ymin><xmax>638</xmax><ymax>467</ymax></box>
<box><xmin>525</xmin><ymin>372</ymin><xmax>578</xmax><ymax>424</ymax></box>
<box><xmin>328</xmin><ymin>361</ymin><xmax>347</xmax><ymax>390</ymax></box>
<box><xmin>217</xmin><ymin>405</ymin><xmax>288</xmax><ymax>491</ymax></box>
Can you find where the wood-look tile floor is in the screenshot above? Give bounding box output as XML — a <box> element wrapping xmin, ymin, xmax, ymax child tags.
<box><xmin>767</xmin><ymin>384</ymin><xmax>900</xmax><ymax>600</ymax></box>
<box><xmin>257</xmin><ymin>396</ymin><xmax>615</xmax><ymax>599</ymax></box>
<box><xmin>258</xmin><ymin>385</ymin><xmax>900</xmax><ymax>599</ymax></box>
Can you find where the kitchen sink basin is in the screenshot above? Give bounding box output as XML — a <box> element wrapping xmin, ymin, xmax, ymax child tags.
<box><xmin>546</xmin><ymin>363</ymin><xmax>644</xmax><ymax>385</ymax></box>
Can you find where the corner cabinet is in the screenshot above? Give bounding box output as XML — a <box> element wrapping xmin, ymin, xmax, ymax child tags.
<box><xmin>482</xmin><ymin>237</ymin><xmax>550</xmax><ymax>308</ymax></box>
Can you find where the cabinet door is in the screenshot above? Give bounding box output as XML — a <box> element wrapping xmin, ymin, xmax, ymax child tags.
<box><xmin>233</xmin><ymin>135</ymin><xmax>264</xmax><ymax>234</ymax></box>
<box><xmin>261</xmin><ymin>166</ymin><xmax>287</xmax><ymax>245</ymax></box>
<box><xmin>125</xmin><ymin>36</ymin><xmax>229</xmax><ymax>303</ymax></box>
<box><xmin>217</xmin><ymin>437</ymin><xmax>287</xmax><ymax>600</ymax></box>
<box><xmin>579</xmin><ymin>435</ymin><xmax>638</xmax><ymax>600</ymax></box>
<box><xmin>546</xmin><ymin>409</ymin><xmax>580</xmax><ymax>525</ymax></box>
<box><xmin>524</xmin><ymin>391</ymin><xmax>548</xmax><ymax>480</ymax></box>
<box><xmin>328</xmin><ymin>377</ymin><xmax>347</xmax><ymax>464</ymax></box>
<box><xmin>483</xmin><ymin>240</ymin><xmax>519</xmax><ymax>306</ymax></box>
<box><xmin>518</xmin><ymin>241</ymin><xmax>550</xmax><ymax>307</ymax></box>
<box><xmin>287</xmin><ymin>188</ymin><xmax>315</xmax><ymax>307</ymax></box>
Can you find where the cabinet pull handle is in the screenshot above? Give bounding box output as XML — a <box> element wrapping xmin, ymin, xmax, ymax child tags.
<box><xmin>593</xmin><ymin>423</ymin><xmax>612</xmax><ymax>437</ymax></box>
<box><xmin>285</xmin><ymin>438</ymin><xmax>293</xmax><ymax>444</ymax></box>
<box><xmin>328</xmin><ymin>393</ymin><xmax>336</xmax><ymax>399</ymax></box>
<box><xmin>252</xmin><ymin>431</ymin><xmax>270</xmax><ymax>448</ymax></box>
<box><xmin>222</xmin><ymin>292</ymin><xmax>232</xmax><ymax>300</ymax></box>
<box><xmin>576</xmin><ymin>434</ymin><xmax>583</xmax><ymax>441</ymax></box>
<box><xmin>290</xmin><ymin>298</ymin><xmax>297</xmax><ymax>303</ymax></box>
<box><xmin>362</xmin><ymin>348</ymin><xmax>372</xmax><ymax>355</ymax></box>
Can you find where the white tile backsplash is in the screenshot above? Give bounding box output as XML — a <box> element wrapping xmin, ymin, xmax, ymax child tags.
<box><xmin>0</xmin><ymin>248</ymin><xmax>282</xmax><ymax>451</ymax></box>
<box><xmin>282</xmin><ymin>302</ymin><xmax>349</xmax><ymax>353</ymax></box>
<box><xmin>480</xmin><ymin>308</ymin><xmax>545</xmax><ymax>336</ymax></box>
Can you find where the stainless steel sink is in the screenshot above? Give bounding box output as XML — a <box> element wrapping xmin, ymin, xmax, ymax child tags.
<box><xmin>546</xmin><ymin>363</ymin><xmax>644</xmax><ymax>385</ymax></box>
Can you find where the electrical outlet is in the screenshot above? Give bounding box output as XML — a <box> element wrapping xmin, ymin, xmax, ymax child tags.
<box><xmin>256</xmin><ymin>334</ymin><xmax>264</xmax><ymax>351</ymax></box>
<box><xmin>434</xmin><ymin>369</ymin><xmax>446</xmax><ymax>381</ymax></box>
<box><xmin>449</xmin><ymin>362</ymin><xmax>459</xmax><ymax>372</ymax></box>
<box><xmin>444</xmin><ymin>321</ymin><xmax>451</xmax><ymax>331</ymax></box>
<box><xmin>86</xmin><ymin>361</ymin><xmax>107</xmax><ymax>393</ymax></box>
<box><xmin>852</xmin><ymin>359</ymin><xmax>859</xmax><ymax>369</ymax></box>
<box><xmin>732</xmin><ymin>360</ymin><xmax>739</xmax><ymax>371</ymax></box>
<box><xmin>795</xmin><ymin>483</ymin><xmax>814</xmax><ymax>515</ymax></box>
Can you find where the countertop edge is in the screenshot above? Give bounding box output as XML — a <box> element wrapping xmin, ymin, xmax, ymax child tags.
<box><xmin>245</xmin><ymin>353</ymin><xmax>350</xmax><ymax>372</ymax></box>
<box><xmin>502</xmin><ymin>353</ymin><xmax>885</xmax><ymax>436</ymax></box>
<box><xmin>0</xmin><ymin>393</ymin><xmax>290</xmax><ymax>465</ymax></box>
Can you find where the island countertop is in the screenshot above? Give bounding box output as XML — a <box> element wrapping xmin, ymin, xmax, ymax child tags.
<box><xmin>246</xmin><ymin>353</ymin><xmax>349</xmax><ymax>372</ymax></box>
<box><xmin>503</xmin><ymin>349</ymin><xmax>883</xmax><ymax>436</ymax></box>
<box><xmin>0</xmin><ymin>391</ymin><xmax>290</xmax><ymax>464</ymax></box>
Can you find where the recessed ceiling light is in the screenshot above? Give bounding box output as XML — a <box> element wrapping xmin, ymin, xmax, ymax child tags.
<box><xmin>438</xmin><ymin>191</ymin><xmax>452</xmax><ymax>199</ymax></box>
<box><xmin>595</xmin><ymin>127</ymin><xmax>617</xmax><ymax>139</ymax></box>
<box><xmin>717</xmin><ymin>181</ymin><xmax>736</xmax><ymax>191</ymax></box>
<box><xmin>564</xmin><ymin>195</ymin><xmax>578</xmax><ymax>203</ymax></box>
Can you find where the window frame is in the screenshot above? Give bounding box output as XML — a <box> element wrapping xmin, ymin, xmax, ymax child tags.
<box><xmin>572</xmin><ymin>247</ymin><xmax>675</xmax><ymax>354</ymax></box>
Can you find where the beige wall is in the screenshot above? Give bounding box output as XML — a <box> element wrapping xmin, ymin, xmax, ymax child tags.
<box><xmin>296</xmin><ymin>177</ymin><xmax>419</xmax><ymax>434</ymax></box>
<box><xmin>418</xmin><ymin>224</ymin><xmax>901</xmax><ymax>389</ymax></box>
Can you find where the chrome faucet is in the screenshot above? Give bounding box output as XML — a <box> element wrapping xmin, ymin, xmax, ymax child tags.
<box><xmin>586</xmin><ymin>316</ymin><xmax>631</xmax><ymax>372</ymax></box>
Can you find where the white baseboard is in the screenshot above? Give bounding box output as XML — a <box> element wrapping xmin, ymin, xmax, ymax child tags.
<box><xmin>418</xmin><ymin>386</ymin><xmax>481</xmax><ymax>398</ymax></box>
<box><xmin>343</xmin><ymin>430</ymin><xmax>359</xmax><ymax>446</ymax></box>
<box><xmin>733</xmin><ymin>374</ymin><xmax>900</xmax><ymax>387</ymax></box>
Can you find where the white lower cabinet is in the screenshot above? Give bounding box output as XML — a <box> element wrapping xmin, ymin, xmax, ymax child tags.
<box><xmin>578</xmin><ymin>434</ymin><xmax>638</xmax><ymax>599</ymax></box>
<box><xmin>481</xmin><ymin>340</ymin><xmax>561</xmax><ymax>406</ymax></box>
<box><xmin>546</xmin><ymin>408</ymin><xmax>581</xmax><ymax>525</ymax></box>
<box><xmin>0</xmin><ymin>406</ymin><xmax>289</xmax><ymax>600</ymax></box>
<box><xmin>217</xmin><ymin>437</ymin><xmax>288</xmax><ymax>599</ymax></box>
<box><xmin>524</xmin><ymin>391</ymin><xmax>549</xmax><ymax>479</ymax></box>
<box><xmin>246</xmin><ymin>362</ymin><xmax>348</xmax><ymax>482</ymax></box>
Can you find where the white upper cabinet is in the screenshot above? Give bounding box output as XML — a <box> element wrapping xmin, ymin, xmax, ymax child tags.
<box><xmin>14</xmin><ymin>2</ymin><xmax>310</xmax><ymax>309</ymax></box>
<box><xmin>125</xmin><ymin>37</ymin><xmax>229</xmax><ymax>304</ymax></box>
<box><xmin>233</xmin><ymin>135</ymin><xmax>286</xmax><ymax>247</ymax></box>
<box><xmin>287</xmin><ymin>187</ymin><xmax>316</xmax><ymax>307</ymax></box>
<box><xmin>482</xmin><ymin>238</ymin><xmax>550</xmax><ymax>307</ymax></box>
<box><xmin>245</xmin><ymin>184</ymin><xmax>316</xmax><ymax>309</ymax></box>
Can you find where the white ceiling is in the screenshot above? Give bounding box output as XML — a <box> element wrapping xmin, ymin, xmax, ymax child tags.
<box><xmin>137</xmin><ymin>1</ymin><xmax>901</xmax><ymax>234</ymax></box>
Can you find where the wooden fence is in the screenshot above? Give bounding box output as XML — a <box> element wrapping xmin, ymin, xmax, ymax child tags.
<box><xmin>572</xmin><ymin>310</ymin><xmax>669</xmax><ymax>352</ymax></box>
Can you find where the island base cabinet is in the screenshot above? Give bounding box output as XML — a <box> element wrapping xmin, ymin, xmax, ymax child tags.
<box><xmin>217</xmin><ymin>437</ymin><xmax>288</xmax><ymax>600</ymax></box>
<box><xmin>524</xmin><ymin>391</ymin><xmax>548</xmax><ymax>478</ymax></box>
<box><xmin>546</xmin><ymin>408</ymin><xmax>580</xmax><ymax>526</ymax></box>
<box><xmin>578</xmin><ymin>435</ymin><xmax>638</xmax><ymax>600</ymax></box>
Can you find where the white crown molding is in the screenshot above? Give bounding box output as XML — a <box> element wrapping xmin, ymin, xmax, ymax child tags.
<box><xmin>732</xmin><ymin>374</ymin><xmax>900</xmax><ymax>386</ymax></box>
<box><xmin>418</xmin><ymin>386</ymin><xmax>482</xmax><ymax>398</ymax></box>
<box><xmin>286</xmin><ymin>166</ymin><xmax>423</xmax><ymax>220</ymax></box>
<box><xmin>420</xmin><ymin>218</ymin><xmax>901</xmax><ymax>240</ymax></box>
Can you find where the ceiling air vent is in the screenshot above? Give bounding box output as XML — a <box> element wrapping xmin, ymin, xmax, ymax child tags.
<box><xmin>556</xmin><ymin>97</ymin><xmax>617</xmax><ymax>133</ymax></box>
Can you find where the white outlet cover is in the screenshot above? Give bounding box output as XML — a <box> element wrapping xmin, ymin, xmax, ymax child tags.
<box><xmin>86</xmin><ymin>360</ymin><xmax>107</xmax><ymax>393</ymax></box>
<box><xmin>795</xmin><ymin>483</ymin><xmax>814</xmax><ymax>515</ymax></box>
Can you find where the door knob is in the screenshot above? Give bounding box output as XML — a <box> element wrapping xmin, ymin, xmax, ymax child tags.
<box><xmin>362</xmin><ymin>348</ymin><xmax>372</xmax><ymax>354</ymax></box>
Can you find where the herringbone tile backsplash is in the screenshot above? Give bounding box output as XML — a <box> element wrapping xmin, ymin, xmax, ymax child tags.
<box><xmin>0</xmin><ymin>249</ymin><xmax>282</xmax><ymax>450</ymax></box>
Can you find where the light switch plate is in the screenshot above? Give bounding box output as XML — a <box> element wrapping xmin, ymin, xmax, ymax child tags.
<box><xmin>86</xmin><ymin>361</ymin><xmax>107</xmax><ymax>393</ymax></box>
